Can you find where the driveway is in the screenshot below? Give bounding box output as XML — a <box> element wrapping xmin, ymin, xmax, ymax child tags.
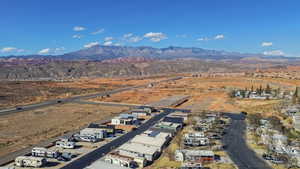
<box><xmin>222</xmin><ymin>113</ymin><xmax>272</xmax><ymax>169</ymax></box>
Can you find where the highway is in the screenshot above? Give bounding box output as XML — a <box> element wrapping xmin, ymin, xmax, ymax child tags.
<box><xmin>222</xmin><ymin>113</ymin><xmax>272</xmax><ymax>169</ymax></box>
<box><xmin>0</xmin><ymin>76</ymin><xmax>182</xmax><ymax>116</ymax></box>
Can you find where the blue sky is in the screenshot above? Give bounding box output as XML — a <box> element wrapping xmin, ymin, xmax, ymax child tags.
<box><xmin>0</xmin><ymin>0</ymin><xmax>299</xmax><ymax>56</ymax></box>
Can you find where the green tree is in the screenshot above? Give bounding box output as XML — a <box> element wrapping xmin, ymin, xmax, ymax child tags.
<box><xmin>247</xmin><ymin>113</ymin><xmax>263</xmax><ymax>128</ymax></box>
<box><xmin>293</xmin><ymin>87</ymin><xmax>299</xmax><ymax>104</ymax></box>
<box><xmin>269</xmin><ymin>116</ymin><xmax>284</xmax><ymax>132</ymax></box>
<box><xmin>241</xmin><ymin>90</ymin><xmax>246</xmax><ymax>98</ymax></box>
<box><xmin>265</xmin><ymin>84</ymin><xmax>271</xmax><ymax>94</ymax></box>
<box><xmin>229</xmin><ymin>90</ymin><xmax>236</xmax><ymax>98</ymax></box>
<box><xmin>274</xmin><ymin>87</ymin><xmax>280</xmax><ymax>97</ymax></box>
<box><xmin>259</xmin><ymin>85</ymin><xmax>263</xmax><ymax>95</ymax></box>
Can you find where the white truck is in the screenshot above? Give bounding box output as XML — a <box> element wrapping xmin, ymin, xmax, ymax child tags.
<box><xmin>56</xmin><ymin>140</ymin><xmax>76</xmax><ymax>149</ymax></box>
<box><xmin>32</xmin><ymin>147</ymin><xmax>60</xmax><ymax>158</ymax></box>
<box><xmin>15</xmin><ymin>156</ymin><xmax>47</xmax><ymax>168</ymax></box>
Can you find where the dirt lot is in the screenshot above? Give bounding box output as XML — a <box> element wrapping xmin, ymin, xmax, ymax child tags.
<box><xmin>91</xmin><ymin>76</ymin><xmax>297</xmax><ymax>113</ymax></box>
<box><xmin>0</xmin><ymin>76</ymin><xmax>168</xmax><ymax>109</ymax></box>
<box><xmin>0</xmin><ymin>103</ymin><xmax>129</xmax><ymax>157</ymax></box>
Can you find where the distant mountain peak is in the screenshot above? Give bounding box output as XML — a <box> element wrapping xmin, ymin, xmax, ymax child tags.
<box><xmin>0</xmin><ymin>45</ymin><xmax>285</xmax><ymax>61</ymax></box>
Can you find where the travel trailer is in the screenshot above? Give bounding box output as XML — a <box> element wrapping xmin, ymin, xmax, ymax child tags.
<box><xmin>32</xmin><ymin>147</ymin><xmax>60</xmax><ymax>158</ymax></box>
<box><xmin>15</xmin><ymin>156</ymin><xmax>47</xmax><ymax>168</ymax></box>
<box><xmin>56</xmin><ymin>140</ymin><xmax>76</xmax><ymax>149</ymax></box>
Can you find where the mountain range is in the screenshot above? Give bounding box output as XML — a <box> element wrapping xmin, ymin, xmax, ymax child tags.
<box><xmin>1</xmin><ymin>45</ymin><xmax>288</xmax><ymax>61</ymax></box>
<box><xmin>0</xmin><ymin>45</ymin><xmax>298</xmax><ymax>80</ymax></box>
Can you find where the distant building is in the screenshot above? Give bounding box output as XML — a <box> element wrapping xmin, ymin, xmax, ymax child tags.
<box><xmin>131</xmin><ymin>107</ymin><xmax>153</xmax><ymax>119</ymax></box>
<box><xmin>293</xmin><ymin>112</ymin><xmax>300</xmax><ymax>131</ymax></box>
<box><xmin>184</xmin><ymin>132</ymin><xmax>209</xmax><ymax>146</ymax></box>
<box><xmin>152</xmin><ymin>121</ymin><xmax>182</xmax><ymax>133</ymax></box>
<box><xmin>130</xmin><ymin>130</ymin><xmax>171</xmax><ymax>152</ymax></box>
<box><xmin>118</xmin><ymin>142</ymin><xmax>160</xmax><ymax>162</ymax></box>
<box><xmin>175</xmin><ymin>149</ymin><xmax>214</xmax><ymax>162</ymax></box>
<box><xmin>111</xmin><ymin>114</ymin><xmax>139</xmax><ymax>126</ymax></box>
<box><xmin>167</xmin><ymin>112</ymin><xmax>189</xmax><ymax>122</ymax></box>
<box><xmin>104</xmin><ymin>152</ymin><xmax>140</xmax><ymax>168</ymax></box>
<box><xmin>163</xmin><ymin>116</ymin><xmax>184</xmax><ymax>125</ymax></box>
<box><xmin>87</xmin><ymin>123</ymin><xmax>116</xmax><ymax>135</ymax></box>
<box><xmin>80</xmin><ymin>128</ymin><xmax>107</xmax><ymax>139</ymax></box>
<box><xmin>180</xmin><ymin>162</ymin><xmax>202</xmax><ymax>169</ymax></box>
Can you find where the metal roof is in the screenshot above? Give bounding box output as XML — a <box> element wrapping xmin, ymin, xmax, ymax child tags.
<box><xmin>119</xmin><ymin>142</ymin><xmax>158</xmax><ymax>155</ymax></box>
<box><xmin>163</xmin><ymin>116</ymin><xmax>184</xmax><ymax>124</ymax></box>
<box><xmin>85</xmin><ymin>160</ymin><xmax>128</xmax><ymax>169</ymax></box>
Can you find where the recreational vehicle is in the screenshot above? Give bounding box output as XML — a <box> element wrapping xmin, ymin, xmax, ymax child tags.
<box><xmin>32</xmin><ymin>147</ymin><xmax>60</xmax><ymax>158</ymax></box>
<box><xmin>15</xmin><ymin>156</ymin><xmax>47</xmax><ymax>168</ymax></box>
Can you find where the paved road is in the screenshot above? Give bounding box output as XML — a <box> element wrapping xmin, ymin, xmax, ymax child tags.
<box><xmin>73</xmin><ymin>100</ymin><xmax>142</xmax><ymax>108</ymax></box>
<box><xmin>222</xmin><ymin>113</ymin><xmax>272</xmax><ymax>169</ymax></box>
<box><xmin>0</xmin><ymin>77</ymin><xmax>182</xmax><ymax>116</ymax></box>
<box><xmin>61</xmin><ymin>108</ymin><xmax>189</xmax><ymax>169</ymax></box>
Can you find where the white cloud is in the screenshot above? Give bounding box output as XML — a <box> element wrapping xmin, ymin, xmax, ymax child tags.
<box><xmin>73</xmin><ymin>26</ymin><xmax>86</xmax><ymax>31</ymax></box>
<box><xmin>84</xmin><ymin>42</ymin><xmax>99</xmax><ymax>48</ymax></box>
<box><xmin>129</xmin><ymin>36</ymin><xmax>143</xmax><ymax>43</ymax></box>
<box><xmin>104</xmin><ymin>37</ymin><xmax>113</xmax><ymax>41</ymax></box>
<box><xmin>263</xmin><ymin>50</ymin><xmax>285</xmax><ymax>56</ymax></box>
<box><xmin>197</xmin><ymin>37</ymin><xmax>209</xmax><ymax>41</ymax></box>
<box><xmin>91</xmin><ymin>28</ymin><xmax>104</xmax><ymax>35</ymax></box>
<box><xmin>261</xmin><ymin>42</ymin><xmax>273</xmax><ymax>47</ymax></box>
<box><xmin>1</xmin><ymin>47</ymin><xmax>25</xmax><ymax>53</ymax></box>
<box><xmin>214</xmin><ymin>34</ymin><xmax>224</xmax><ymax>40</ymax></box>
<box><xmin>103</xmin><ymin>41</ymin><xmax>113</xmax><ymax>46</ymax></box>
<box><xmin>123</xmin><ymin>33</ymin><xmax>133</xmax><ymax>38</ymax></box>
<box><xmin>72</xmin><ymin>34</ymin><xmax>83</xmax><ymax>39</ymax></box>
<box><xmin>122</xmin><ymin>33</ymin><xmax>143</xmax><ymax>43</ymax></box>
<box><xmin>54</xmin><ymin>47</ymin><xmax>65</xmax><ymax>53</ymax></box>
<box><xmin>38</xmin><ymin>48</ymin><xmax>51</xmax><ymax>55</ymax></box>
<box><xmin>197</xmin><ymin>34</ymin><xmax>225</xmax><ymax>41</ymax></box>
<box><xmin>144</xmin><ymin>32</ymin><xmax>167</xmax><ymax>42</ymax></box>
<box><xmin>37</xmin><ymin>47</ymin><xmax>65</xmax><ymax>55</ymax></box>
<box><xmin>1</xmin><ymin>47</ymin><xmax>17</xmax><ymax>53</ymax></box>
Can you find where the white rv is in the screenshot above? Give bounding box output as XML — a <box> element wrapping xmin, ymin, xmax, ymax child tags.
<box><xmin>32</xmin><ymin>147</ymin><xmax>60</xmax><ymax>158</ymax></box>
<box><xmin>56</xmin><ymin>140</ymin><xmax>76</xmax><ymax>149</ymax></box>
<box><xmin>73</xmin><ymin>134</ymin><xmax>99</xmax><ymax>143</ymax></box>
<box><xmin>15</xmin><ymin>156</ymin><xmax>47</xmax><ymax>168</ymax></box>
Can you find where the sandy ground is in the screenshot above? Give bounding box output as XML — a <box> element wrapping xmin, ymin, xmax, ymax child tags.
<box><xmin>0</xmin><ymin>76</ymin><xmax>169</xmax><ymax>109</ymax></box>
<box><xmin>0</xmin><ymin>103</ymin><xmax>129</xmax><ymax>157</ymax></box>
<box><xmin>91</xmin><ymin>76</ymin><xmax>294</xmax><ymax>113</ymax></box>
<box><xmin>1</xmin><ymin>75</ymin><xmax>298</xmax><ymax>160</ymax></box>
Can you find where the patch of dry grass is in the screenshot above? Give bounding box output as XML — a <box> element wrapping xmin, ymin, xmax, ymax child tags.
<box><xmin>0</xmin><ymin>103</ymin><xmax>128</xmax><ymax>157</ymax></box>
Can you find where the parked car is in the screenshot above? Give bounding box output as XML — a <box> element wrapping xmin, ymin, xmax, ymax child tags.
<box><xmin>271</xmin><ymin>156</ymin><xmax>287</xmax><ymax>164</ymax></box>
<box><xmin>262</xmin><ymin>153</ymin><xmax>273</xmax><ymax>160</ymax></box>
<box><xmin>241</xmin><ymin>111</ymin><xmax>248</xmax><ymax>116</ymax></box>
<box><xmin>57</xmin><ymin>156</ymin><xmax>69</xmax><ymax>162</ymax></box>
<box><xmin>16</xmin><ymin>107</ymin><xmax>23</xmax><ymax>110</ymax></box>
<box><xmin>61</xmin><ymin>152</ymin><xmax>75</xmax><ymax>160</ymax></box>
